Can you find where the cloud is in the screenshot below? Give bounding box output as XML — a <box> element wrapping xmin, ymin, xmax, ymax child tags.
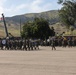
<box><xmin>3</xmin><ymin>4</ymin><xmax>28</xmax><ymax>16</ymax></box>
<box><xmin>20</xmin><ymin>0</ymin><xmax>52</xmax><ymax>13</ymax></box>
<box><xmin>14</xmin><ymin>0</ymin><xmax>45</xmax><ymax>13</ymax></box>
<box><xmin>3</xmin><ymin>0</ymin><xmax>45</xmax><ymax>16</ymax></box>
<box><xmin>30</xmin><ymin>0</ymin><xmax>45</xmax><ymax>12</ymax></box>
<box><xmin>0</xmin><ymin>0</ymin><xmax>9</xmax><ymax>17</ymax></box>
<box><xmin>0</xmin><ymin>0</ymin><xmax>6</xmax><ymax>17</ymax></box>
<box><xmin>0</xmin><ymin>0</ymin><xmax>61</xmax><ymax>17</ymax></box>
<box><xmin>0</xmin><ymin>7</ymin><xmax>3</xmax><ymax>15</ymax></box>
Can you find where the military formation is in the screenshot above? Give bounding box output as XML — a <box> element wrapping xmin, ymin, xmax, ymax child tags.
<box><xmin>0</xmin><ymin>38</ymin><xmax>39</xmax><ymax>50</ymax></box>
<box><xmin>53</xmin><ymin>36</ymin><xmax>76</xmax><ymax>47</ymax></box>
<box><xmin>0</xmin><ymin>36</ymin><xmax>76</xmax><ymax>50</ymax></box>
<box><xmin>41</xmin><ymin>36</ymin><xmax>76</xmax><ymax>50</ymax></box>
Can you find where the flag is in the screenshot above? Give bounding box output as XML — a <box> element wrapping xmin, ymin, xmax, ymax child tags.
<box><xmin>0</xmin><ymin>17</ymin><xmax>3</xmax><ymax>21</ymax></box>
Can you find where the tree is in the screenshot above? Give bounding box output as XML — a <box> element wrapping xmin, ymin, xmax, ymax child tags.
<box><xmin>21</xmin><ymin>22</ymin><xmax>33</xmax><ymax>38</ymax></box>
<box><xmin>58</xmin><ymin>0</ymin><xmax>76</xmax><ymax>28</ymax></box>
<box><xmin>58</xmin><ymin>0</ymin><xmax>76</xmax><ymax>4</ymax></box>
<box><xmin>58</xmin><ymin>0</ymin><xmax>64</xmax><ymax>4</ymax></box>
<box><xmin>21</xmin><ymin>18</ymin><xmax>55</xmax><ymax>39</ymax></box>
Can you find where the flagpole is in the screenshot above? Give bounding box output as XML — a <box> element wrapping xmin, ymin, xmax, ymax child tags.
<box><xmin>20</xmin><ymin>18</ymin><xmax>21</xmax><ymax>37</ymax></box>
<box><xmin>2</xmin><ymin>13</ymin><xmax>9</xmax><ymax>38</ymax></box>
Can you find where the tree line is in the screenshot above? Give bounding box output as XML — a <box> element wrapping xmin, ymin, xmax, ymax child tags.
<box><xmin>21</xmin><ymin>18</ymin><xmax>55</xmax><ymax>39</ymax></box>
<box><xmin>21</xmin><ymin>0</ymin><xmax>76</xmax><ymax>39</ymax></box>
<box><xmin>58</xmin><ymin>0</ymin><xmax>76</xmax><ymax>28</ymax></box>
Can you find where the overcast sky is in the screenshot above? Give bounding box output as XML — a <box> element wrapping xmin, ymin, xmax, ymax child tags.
<box><xmin>0</xmin><ymin>0</ymin><xmax>62</xmax><ymax>17</ymax></box>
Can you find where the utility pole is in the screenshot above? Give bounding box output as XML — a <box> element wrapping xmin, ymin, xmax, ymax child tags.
<box><xmin>2</xmin><ymin>13</ymin><xmax>9</xmax><ymax>38</ymax></box>
<box><xmin>20</xmin><ymin>18</ymin><xmax>21</xmax><ymax>37</ymax></box>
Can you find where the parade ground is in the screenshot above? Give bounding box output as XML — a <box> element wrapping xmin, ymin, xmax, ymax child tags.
<box><xmin>0</xmin><ymin>46</ymin><xmax>76</xmax><ymax>75</ymax></box>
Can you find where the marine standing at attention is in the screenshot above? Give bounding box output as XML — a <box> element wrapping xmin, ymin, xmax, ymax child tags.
<box><xmin>51</xmin><ymin>37</ymin><xmax>56</xmax><ymax>50</ymax></box>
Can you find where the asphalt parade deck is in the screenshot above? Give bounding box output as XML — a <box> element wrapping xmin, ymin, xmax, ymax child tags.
<box><xmin>0</xmin><ymin>46</ymin><xmax>76</xmax><ymax>75</ymax></box>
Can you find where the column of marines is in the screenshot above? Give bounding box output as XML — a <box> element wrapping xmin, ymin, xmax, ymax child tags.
<box><xmin>0</xmin><ymin>38</ymin><xmax>39</xmax><ymax>50</ymax></box>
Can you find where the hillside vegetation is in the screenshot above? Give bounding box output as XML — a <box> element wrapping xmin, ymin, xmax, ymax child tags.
<box><xmin>0</xmin><ymin>10</ymin><xmax>76</xmax><ymax>37</ymax></box>
<box><xmin>5</xmin><ymin>10</ymin><xmax>59</xmax><ymax>25</ymax></box>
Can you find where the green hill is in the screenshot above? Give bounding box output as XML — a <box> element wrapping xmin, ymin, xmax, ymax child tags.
<box><xmin>5</xmin><ymin>10</ymin><xmax>59</xmax><ymax>25</ymax></box>
<box><xmin>0</xmin><ymin>10</ymin><xmax>76</xmax><ymax>37</ymax></box>
<box><xmin>0</xmin><ymin>10</ymin><xmax>60</xmax><ymax>37</ymax></box>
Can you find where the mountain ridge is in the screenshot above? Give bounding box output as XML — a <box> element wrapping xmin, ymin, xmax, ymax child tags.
<box><xmin>5</xmin><ymin>10</ymin><xmax>59</xmax><ymax>25</ymax></box>
<box><xmin>0</xmin><ymin>10</ymin><xmax>60</xmax><ymax>37</ymax></box>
